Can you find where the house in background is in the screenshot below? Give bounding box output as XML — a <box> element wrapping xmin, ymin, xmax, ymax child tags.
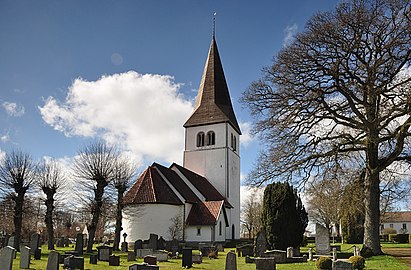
<box><xmin>122</xmin><ymin>35</ymin><xmax>241</xmax><ymax>244</ymax></box>
<box><xmin>380</xmin><ymin>211</ymin><xmax>411</xmax><ymax>234</ymax></box>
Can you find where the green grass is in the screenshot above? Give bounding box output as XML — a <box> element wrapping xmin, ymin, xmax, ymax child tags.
<box><xmin>10</xmin><ymin>243</ymin><xmax>411</xmax><ymax>269</ymax></box>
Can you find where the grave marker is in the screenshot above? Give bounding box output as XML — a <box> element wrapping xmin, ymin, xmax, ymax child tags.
<box><xmin>20</xmin><ymin>246</ymin><xmax>31</xmax><ymax>269</ymax></box>
<box><xmin>225</xmin><ymin>251</ymin><xmax>237</xmax><ymax>270</ymax></box>
<box><xmin>46</xmin><ymin>250</ymin><xmax>60</xmax><ymax>270</ymax></box>
<box><xmin>315</xmin><ymin>223</ymin><xmax>330</xmax><ymax>255</ymax></box>
<box><xmin>0</xmin><ymin>246</ymin><xmax>16</xmax><ymax>270</ymax></box>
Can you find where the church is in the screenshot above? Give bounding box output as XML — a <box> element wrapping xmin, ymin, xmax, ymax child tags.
<box><xmin>122</xmin><ymin>35</ymin><xmax>241</xmax><ymax>244</ymax></box>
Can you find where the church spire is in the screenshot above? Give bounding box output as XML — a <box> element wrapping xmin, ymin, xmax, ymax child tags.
<box><xmin>184</xmin><ymin>37</ymin><xmax>241</xmax><ymax>134</ymax></box>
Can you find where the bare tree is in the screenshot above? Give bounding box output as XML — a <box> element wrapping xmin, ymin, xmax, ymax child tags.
<box><xmin>240</xmin><ymin>188</ymin><xmax>263</xmax><ymax>239</ymax></box>
<box><xmin>73</xmin><ymin>141</ymin><xmax>119</xmax><ymax>252</ymax></box>
<box><xmin>168</xmin><ymin>213</ymin><xmax>184</xmax><ymax>240</ymax></box>
<box><xmin>242</xmin><ymin>0</ymin><xmax>411</xmax><ymax>255</ymax></box>
<box><xmin>0</xmin><ymin>150</ymin><xmax>36</xmax><ymax>250</ymax></box>
<box><xmin>36</xmin><ymin>159</ymin><xmax>66</xmax><ymax>250</ymax></box>
<box><xmin>112</xmin><ymin>157</ymin><xmax>135</xmax><ymax>250</ymax></box>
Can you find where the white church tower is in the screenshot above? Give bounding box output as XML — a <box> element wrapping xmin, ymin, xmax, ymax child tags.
<box><xmin>183</xmin><ymin>36</ymin><xmax>241</xmax><ymax>240</ymax></box>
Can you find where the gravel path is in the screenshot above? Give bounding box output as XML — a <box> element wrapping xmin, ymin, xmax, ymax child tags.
<box><xmin>383</xmin><ymin>248</ymin><xmax>411</xmax><ymax>267</ymax></box>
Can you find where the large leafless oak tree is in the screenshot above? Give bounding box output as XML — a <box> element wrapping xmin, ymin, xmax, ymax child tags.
<box><xmin>73</xmin><ymin>141</ymin><xmax>119</xmax><ymax>252</ymax></box>
<box><xmin>0</xmin><ymin>150</ymin><xmax>36</xmax><ymax>251</ymax></box>
<box><xmin>242</xmin><ymin>0</ymin><xmax>411</xmax><ymax>255</ymax></box>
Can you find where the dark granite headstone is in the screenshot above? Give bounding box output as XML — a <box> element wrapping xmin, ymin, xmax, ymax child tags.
<box><xmin>64</xmin><ymin>256</ymin><xmax>84</xmax><ymax>270</ymax></box>
<box><xmin>182</xmin><ymin>247</ymin><xmax>192</xmax><ymax>268</ymax></box>
<box><xmin>121</xmin><ymin>241</ymin><xmax>129</xmax><ymax>252</ymax></box>
<box><xmin>109</xmin><ymin>255</ymin><xmax>120</xmax><ymax>266</ymax></box>
<box><xmin>34</xmin><ymin>248</ymin><xmax>41</xmax><ymax>260</ymax></box>
<box><xmin>128</xmin><ymin>251</ymin><xmax>136</xmax><ymax>261</ymax></box>
<box><xmin>89</xmin><ymin>254</ymin><xmax>98</xmax><ymax>264</ymax></box>
<box><xmin>29</xmin><ymin>233</ymin><xmax>40</xmax><ymax>254</ymax></box>
<box><xmin>75</xmin><ymin>233</ymin><xmax>84</xmax><ymax>255</ymax></box>
<box><xmin>255</xmin><ymin>257</ymin><xmax>276</xmax><ymax>270</ymax></box>
<box><xmin>134</xmin><ymin>239</ymin><xmax>143</xmax><ymax>250</ymax></box>
<box><xmin>254</xmin><ymin>230</ymin><xmax>267</xmax><ymax>257</ymax></box>
<box><xmin>129</xmin><ymin>263</ymin><xmax>160</xmax><ymax>270</ymax></box>
<box><xmin>157</xmin><ymin>237</ymin><xmax>165</xmax><ymax>250</ymax></box>
<box><xmin>148</xmin><ymin>234</ymin><xmax>158</xmax><ymax>250</ymax></box>
<box><xmin>144</xmin><ymin>255</ymin><xmax>157</xmax><ymax>265</ymax></box>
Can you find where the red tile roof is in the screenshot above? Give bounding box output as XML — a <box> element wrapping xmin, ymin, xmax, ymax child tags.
<box><xmin>123</xmin><ymin>166</ymin><xmax>183</xmax><ymax>206</ymax></box>
<box><xmin>171</xmin><ymin>163</ymin><xmax>232</xmax><ymax>208</ymax></box>
<box><xmin>382</xmin><ymin>211</ymin><xmax>411</xmax><ymax>223</ymax></box>
<box><xmin>186</xmin><ymin>201</ymin><xmax>224</xmax><ymax>226</ymax></box>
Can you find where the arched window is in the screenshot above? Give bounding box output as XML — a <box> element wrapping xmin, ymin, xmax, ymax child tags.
<box><xmin>197</xmin><ymin>132</ymin><xmax>205</xmax><ymax>147</ymax></box>
<box><xmin>207</xmin><ymin>131</ymin><xmax>215</xmax><ymax>145</ymax></box>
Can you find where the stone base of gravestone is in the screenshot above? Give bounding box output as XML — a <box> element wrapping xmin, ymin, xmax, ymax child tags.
<box><xmin>128</xmin><ymin>251</ymin><xmax>136</xmax><ymax>261</ymax></box>
<box><xmin>144</xmin><ymin>255</ymin><xmax>157</xmax><ymax>265</ymax></box>
<box><xmin>182</xmin><ymin>247</ymin><xmax>192</xmax><ymax>268</ymax></box>
<box><xmin>225</xmin><ymin>251</ymin><xmax>237</xmax><ymax>270</ymax></box>
<box><xmin>153</xmin><ymin>250</ymin><xmax>168</xmax><ymax>262</ymax></box>
<box><xmin>192</xmin><ymin>254</ymin><xmax>202</xmax><ymax>264</ymax></box>
<box><xmin>264</xmin><ymin>250</ymin><xmax>286</xmax><ymax>263</ymax></box>
<box><xmin>255</xmin><ymin>257</ymin><xmax>276</xmax><ymax>270</ymax></box>
<box><xmin>129</xmin><ymin>263</ymin><xmax>160</xmax><ymax>270</ymax></box>
<box><xmin>20</xmin><ymin>246</ymin><xmax>31</xmax><ymax>269</ymax></box>
<box><xmin>109</xmin><ymin>255</ymin><xmax>120</xmax><ymax>266</ymax></box>
<box><xmin>136</xmin><ymin>248</ymin><xmax>153</xmax><ymax>258</ymax></box>
<box><xmin>333</xmin><ymin>260</ymin><xmax>353</xmax><ymax>270</ymax></box>
<box><xmin>46</xmin><ymin>250</ymin><xmax>60</xmax><ymax>270</ymax></box>
<box><xmin>34</xmin><ymin>248</ymin><xmax>41</xmax><ymax>260</ymax></box>
<box><xmin>89</xmin><ymin>254</ymin><xmax>98</xmax><ymax>264</ymax></box>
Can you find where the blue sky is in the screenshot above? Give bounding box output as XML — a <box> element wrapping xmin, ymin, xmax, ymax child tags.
<box><xmin>0</xmin><ymin>0</ymin><xmax>341</xmax><ymax>185</ymax></box>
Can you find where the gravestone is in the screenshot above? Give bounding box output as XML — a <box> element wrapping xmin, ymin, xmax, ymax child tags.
<box><xmin>122</xmin><ymin>242</ymin><xmax>129</xmax><ymax>252</ymax></box>
<box><xmin>75</xmin><ymin>233</ymin><xmax>84</xmax><ymax>255</ymax></box>
<box><xmin>315</xmin><ymin>223</ymin><xmax>330</xmax><ymax>255</ymax></box>
<box><xmin>255</xmin><ymin>257</ymin><xmax>276</xmax><ymax>270</ymax></box>
<box><xmin>192</xmin><ymin>254</ymin><xmax>202</xmax><ymax>264</ymax></box>
<box><xmin>128</xmin><ymin>251</ymin><xmax>136</xmax><ymax>261</ymax></box>
<box><xmin>153</xmin><ymin>250</ymin><xmax>168</xmax><ymax>262</ymax></box>
<box><xmin>56</xmin><ymin>237</ymin><xmax>65</xmax><ymax>248</ymax></box>
<box><xmin>225</xmin><ymin>251</ymin><xmax>237</xmax><ymax>270</ymax></box>
<box><xmin>109</xmin><ymin>255</ymin><xmax>120</xmax><ymax>266</ymax></box>
<box><xmin>64</xmin><ymin>256</ymin><xmax>84</xmax><ymax>270</ymax></box>
<box><xmin>89</xmin><ymin>254</ymin><xmax>98</xmax><ymax>264</ymax></box>
<box><xmin>182</xmin><ymin>247</ymin><xmax>192</xmax><ymax>268</ymax></box>
<box><xmin>308</xmin><ymin>248</ymin><xmax>313</xmax><ymax>261</ymax></box>
<box><xmin>264</xmin><ymin>250</ymin><xmax>286</xmax><ymax>263</ymax></box>
<box><xmin>148</xmin><ymin>234</ymin><xmax>158</xmax><ymax>250</ymax></box>
<box><xmin>20</xmin><ymin>246</ymin><xmax>31</xmax><ymax>269</ymax></box>
<box><xmin>29</xmin><ymin>233</ymin><xmax>40</xmax><ymax>254</ymax></box>
<box><xmin>130</xmin><ymin>264</ymin><xmax>159</xmax><ymax>270</ymax></box>
<box><xmin>353</xmin><ymin>245</ymin><xmax>360</xmax><ymax>256</ymax></box>
<box><xmin>245</xmin><ymin>256</ymin><xmax>255</xmax><ymax>263</ymax></box>
<box><xmin>333</xmin><ymin>260</ymin><xmax>353</xmax><ymax>270</ymax></box>
<box><xmin>236</xmin><ymin>244</ymin><xmax>253</xmax><ymax>257</ymax></box>
<box><xmin>0</xmin><ymin>246</ymin><xmax>16</xmax><ymax>270</ymax></box>
<box><xmin>144</xmin><ymin>255</ymin><xmax>157</xmax><ymax>265</ymax></box>
<box><xmin>158</xmin><ymin>237</ymin><xmax>165</xmax><ymax>250</ymax></box>
<box><xmin>34</xmin><ymin>248</ymin><xmax>42</xmax><ymax>260</ymax></box>
<box><xmin>254</xmin><ymin>230</ymin><xmax>267</xmax><ymax>257</ymax></box>
<box><xmin>97</xmin><ymin>245</ymin><xmax>113</xmax><ymax>261</ymax></box>
<box><xmin>136</xmin><ymin>248</ymin><xmax>153</xmax><ymax>258</ymax></box>
<box><xmin>134</xmin><ymin>239</ymin><xmax>143</xmax><ymax>250</ymax></box>
<box><xmin>46</xmin><ymin>250</ymin><xmax>60</xmax><ymax>270</ymax></box>
<box><xmin>169</xmin><ymin>239</ymin><xmax>179</xmax><ymax>256</ymax></box>
<box><xmin>286</xmin><ymin>247</ymin><xmax>293</xmax><ymax>258</ymax></box>
<box><xmin>7</xmin><ymin>236</ymin><xmax>15</xmax><ymax>248</ymax></box>
<box><xmin>332</xmin><ymin>247</ymin><xmax>337</xmax><ymax>261</ymax></box>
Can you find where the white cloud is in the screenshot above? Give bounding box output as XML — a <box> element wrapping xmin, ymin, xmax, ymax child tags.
<box><xmin>2</xmin><ymin>102</ymin><xmax>25</xmax><ymax>117</ymax></box>
<box><xmin>39</xmin><ymin>71</ymin><xmax>194</xmax><ymax>164</ymax></box>
<box><xmin>239</xmin><ymin>121</ymin><xmax>254</xmax><ymax>147</ymax></box>
<box><xmin>240</xmin><ymin>185</ymin><xmax>264</xmax><ymax>207</ymax></box>
<box><xmin>283</xmin><ymin>23</ymin><xmax>298</xmax><ymax>47</ymax></box>
<box><xmin>0</xmin><ymin>134</ymin><xmax>9</xmax><ymax>143</ymax></box>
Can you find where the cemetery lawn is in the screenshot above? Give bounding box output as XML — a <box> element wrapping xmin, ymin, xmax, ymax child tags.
<box><xmin>11</xmin><ymin>243</ymin><xmax>411</xmax><ymax>269</ymax></box>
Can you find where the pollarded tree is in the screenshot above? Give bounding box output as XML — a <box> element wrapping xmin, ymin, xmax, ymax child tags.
<box><xmin>262</xmin><ymin>182</ymin><xmax>308</xmax><ymax>250</ymax></box>
<box><xmin>242</xmin><ymin>0</ymin><xmax>411</xmax><ymax>255</ymax></box>
<box><xmin>0</xmin><ymin>150</ymin><xmax>36</xmax><ymax>251</ymax></box>
<box><xmin>73</xmin><ymin>141</ymin><xmax>119</xmax><ymax>252</ymax></box>
<box><xmin>37</xmin><ymin>159</ymin><xmax>66</xmax><ymax>250</ymax></box>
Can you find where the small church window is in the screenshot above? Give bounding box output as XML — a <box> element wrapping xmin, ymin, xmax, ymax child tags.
<box><xmin>197</xmin><ymin>132</ymin><xmax>205</xmax><ymax>147</ymax></box>
<box><xmin>233</xmin><ymin>135</ymin><xmax>237</xmax><ymax>151</ymax></box>
<box><xmin>197</xmin><ymin>227</ymin><xmax>201</xmax><ymax>236</ymax></box>
<box><xmin>219</xmin><ymin>221</ymin><xmax>222</xmax><ymax>236</ymax></box>
<box><xmin>207</xmin><ymin>131</ymin><xmax>215</xmax><ymax>145</ymax></box>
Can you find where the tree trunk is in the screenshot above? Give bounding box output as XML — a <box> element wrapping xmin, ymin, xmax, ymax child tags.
<box><xmin>13</xmin><ymin>193</ymin><xmax>24</xmax><ymax>251</ymax></box>
<box><xmin>362</xmin><ymin>169</ymin><xmax>383</xmax><ymax>255</ymax></box>
<box><xmin>45</xmin><ymin>193</ymin><xmax>55</xmax><ymax>250</ymax></box>
<box><xmin>113</xmin><ymin>187</ymin><xmax>125</xmax><ymax>251</ymax></box>
<box><xmin>86</xmin><ymin>181</ymin><xmax>106</xmax><ymax>253</ymax></box>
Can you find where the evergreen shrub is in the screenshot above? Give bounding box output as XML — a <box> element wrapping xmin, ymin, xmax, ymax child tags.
<box><xmin>315</xmin><ymin>256</ymin><xmax>332</xmax><ymax>270</ymax></box>
<box><xmin>348</xmin><ymin>255</ymin><xmax>365</xmax><ymax>270</ymax></box>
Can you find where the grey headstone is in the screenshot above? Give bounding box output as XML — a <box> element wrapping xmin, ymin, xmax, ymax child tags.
<box><xmin>134</xmin><ymin>239</ymin><xmax>143</xmax><ymax>250</ymax></box>
<box><xmin>255</xmin><ymin>257</ymin><xmax>276</xmax><ymax>270</ymax></box>
<box><xmin>315</xmin><ymin>223</ymin><xmax>330</xmax><ymax>255</ymax></box>
<box><xmin>46</xmin><ymin>250</ymin><xmax>60</xmax><ymax>270</ymax></box>
<box><xmin>121</xmin><ymin>241</ymin><xmax>128</xmax><ymax>252</ymax></box>
<box><xmin>153</xmin><ymin>250</ymin><xmax>168</xmax><ymax>262</ymax></box>
<box><xmin>263</xmin><ymin>250</ymin><xmax>286</xmax><ymax>263</ymax></box>
<box><xmin>225</xmin><ymin>251</ymin><xmax>237</xmax><ymax>270</ymax></box>
<box><xmin>29</xmin><ymin>233</ymin><xmax>40</xmax><ymax>254</ymax></box>
<box><xmin>192</xmin><ymin>254</ymin><xmax>202</xmax><ymax>264</ymax></box>
<box><xmin>148</xmin><ymin>234</ymin><xmax>158</xmax><ymax>250</ymax></box>
<box><xmin>128</xmin><ymin>251</ymin><xmax>136</xmax><ymax>261</ymax></box>
<box><xmin>75</xmin><ymin>233</ymin><xmax>84</xmax><ymax>255</ymax></box>
<box><xmin>7</xmin><ymin>236</ymin><xmax>15</xmax><ymax>248</ymax></box>
<box><xmin>157</xmin><ymin>237</ymin><xmax>165</xmax><ymax>250</ymax></box>
<box><xmin>333</xmin><ymin>260</ymin><xmax>353</xmax><ymax>270</ymax></box>
<box><xmin>136</xmin><ymin>248</ymin><xmax>153</xmax><ymax>258</ymax></box>
<box><xmin>109</xmin><ymin>255</ymin><xmax>120</xmax><ymax>266</ymax></box>
<box><xmin>254</xmin><ymin>230</ymin><xmax>267</xmax><ymax>257</ymax></box>
<box><xmin>0</xmin><ymin>246</ymin><xmax>16</xmax><ymax>270</ymax></box>
<box><xmin>89</xmin><ymin>254</ymin><xmax>97</xmax><ymax>264</ymax></box>
<box><xmin>97</xmin><ymin>245</ymin><xmax>113</xmax><ymax>261</ymax></box>
<box><xmin>20</xmin><ymin>246</ymin><xmax>31</xmax><ymax>269</ymax></box>
<box><xmin>286</xmin><ymin>247</ymin><xmax>293</xmax><ymax>258</ymax></box>
<box><xmin>132</xmin><ymin>263</ymin><xmax>160</xmax><ymax>270</ymax></box>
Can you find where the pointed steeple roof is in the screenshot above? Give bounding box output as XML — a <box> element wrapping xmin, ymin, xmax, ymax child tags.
<box><xmin>184</xmin><ymin>37</ymin><xmax>241</xmax><ymax>134</ymax></box>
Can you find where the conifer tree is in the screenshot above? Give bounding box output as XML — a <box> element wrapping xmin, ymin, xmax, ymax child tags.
<box><xmin>262</xmin><ymin>182</ymin><xmax>308</xmax><ymax>250</ymax></box>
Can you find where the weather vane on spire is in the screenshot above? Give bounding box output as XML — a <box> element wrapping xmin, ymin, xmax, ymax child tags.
<box><xmin>212</xmin><ymin>12</ymin><xmax>217</xmax><ymax>38</ymax></box>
